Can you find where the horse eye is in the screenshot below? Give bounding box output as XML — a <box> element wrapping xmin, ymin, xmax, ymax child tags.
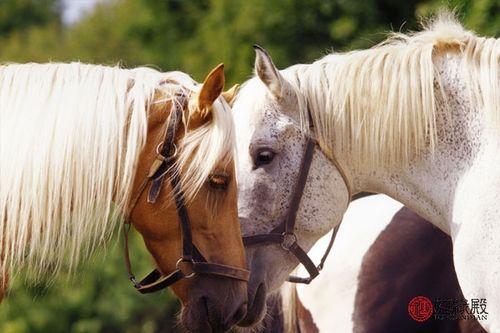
<box><xmin>208</xmin><ymin>173</ymin><xmax>229</xmax><ymax>190</ymax></box>
<box><xmin>255</xmin><ymin>149</ymin><xmax>275</xmax><ymax>167</ymax></box>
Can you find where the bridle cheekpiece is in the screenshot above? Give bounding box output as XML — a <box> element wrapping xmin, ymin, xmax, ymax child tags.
<box><xmin>124</xmin><ymin>90</ymin><xmax>249</xmax><ymax>294</ymax></box>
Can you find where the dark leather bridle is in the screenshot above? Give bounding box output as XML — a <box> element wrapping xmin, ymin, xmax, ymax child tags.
<box><xmin>242</xmin><ymin>112</ymin><xmax>352</xmax><ymax>284</ymax></box>
<box><xmin>124</xmin><ymin>91</ymin><xmax>250</xmax><ymax>294</ymax></box>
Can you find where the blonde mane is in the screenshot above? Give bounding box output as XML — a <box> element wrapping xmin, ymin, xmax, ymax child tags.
<box><xmin>281</xmin><ymin>279</ymin><xmax>298</xmax><ymax>333</ymax></box>
<box><xmin>287</xmin><ymin>13</ymin><xmax>499</xmax><ymax>167</ymax></box>
<box><xmin>176</xmin><ymin>96</ymin><xmax>235</xmax><ymax>203</ymax></box>
<box><xmin>0</xmin><ymin>63</ymin><xmax>234</xmax><ymax>278</ymax></box>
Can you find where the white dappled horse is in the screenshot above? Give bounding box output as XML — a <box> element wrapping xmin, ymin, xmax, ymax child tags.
<box><xmin>290</xmin><ymin>195</ymin><xmax>403</xmax><ymax>332</ymax></box>
<box><xmin>282</xmin><ymin>195</ymin><xmax>485</xmax><ymax>333</ymax></box>
<box><xmin>234</xmin><ymin>14</ymin><xmax>499</xmax><ymax>331</ymax></box>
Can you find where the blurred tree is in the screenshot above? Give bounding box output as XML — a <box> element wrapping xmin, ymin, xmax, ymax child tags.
<box><xmin>2</xmin><ymin>0</ymin><xmax>496</xmax><ymax>82</ymax></box>
<box><xmin>63</xmin><ymin>0</ymin><xmax>213</xmax><ymax>78</ymax></box>
<box><xmin>63</xmin><ymin>0</ymin><xmax>158</xmax><ymax>66</ymax></box>
<box><xmin>0</xmin><ymin>233</ymin><xmax>182</xmax><ymax>333</ymax></box>
<box><xmin>180</xmin><ymin>0</ymin><xmax>426</xmax><ymax>84</ymax></box>
<box><xmin>0</xmin><ymin>0</ymin><xmax>64</xmax><ymax>62</ymax></box>
<box><xmin>416</xmin><ymin>0</ymin><xmax>499</xmax><ymax>36</ymax></box>
<box><xmin>0</xmin><ymin>0</ymin><xmax>61</xmax><ymax>35</ymax></box>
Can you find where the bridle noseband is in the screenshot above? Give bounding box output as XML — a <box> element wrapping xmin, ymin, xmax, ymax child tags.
<box><xmin>124</xmin><ymin>91</ymin><xmax>249</xmax><ymax>294</ymax></box>
<box><xmin>243</xmin><ymin>112</ymin><xmax>352</xmax><ymax>284</ymax></box>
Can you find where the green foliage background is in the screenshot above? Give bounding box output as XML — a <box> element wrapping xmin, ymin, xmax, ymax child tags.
<box><xmin>0</xmin><ymin>0</ymin><xmax>498</xmax><ymax>332</ymax></box>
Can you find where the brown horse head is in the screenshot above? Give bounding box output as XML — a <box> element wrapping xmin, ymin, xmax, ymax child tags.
<box><xmin>0</xmin><ymin>62</ymin><xmax>245</xmax><ymax>331</ymax></box>
<box><xmin>129</xmin><ymin>64</ymin><xmax>247</xmax><ymax>332</ymax></box>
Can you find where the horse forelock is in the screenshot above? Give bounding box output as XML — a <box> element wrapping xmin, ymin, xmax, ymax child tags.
<box><xmin>147</xmin><ymin>70</ymin><xmax>236</xmax><ymax>212</ymax></box>
<box><xmin>175</xmin><ymin>95</ymin><xmax>236</xmax><ymax>206</ymax></box>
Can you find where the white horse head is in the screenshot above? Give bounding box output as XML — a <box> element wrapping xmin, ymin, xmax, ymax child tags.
<box><xmin>234</xmin><ymin>13</ymin><xmax>499</xmax><ymax>331</ymax></box>
<box><xmin>234</xmin><ymin>46</ymin><xmax>350</xmax><ymax>326</ymax></box>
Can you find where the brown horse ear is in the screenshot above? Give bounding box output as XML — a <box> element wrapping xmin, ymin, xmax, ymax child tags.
<box><xmin>197</xmin><ymin>63</ymin><xmax>225</xmax><ymax>121</ymax></box>
<box><xmin>221</xmin><ymin>84</ymin><xmax>240</xmax><ymax>106</ymax></box>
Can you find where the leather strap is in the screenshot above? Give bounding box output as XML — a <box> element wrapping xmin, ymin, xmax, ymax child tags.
<box><xmin>242</xmin><ymin>106</ymin><xmax>352</xmax><ymax>285</ymax></box>
<box><xmin>285</xmin><ymin>138</ymin><xmax>316</xmax><ymax>233</ymax></box>
<box><xmin>130</xmin><ymin>244</ymin><xmax>250</xmax><ymax>294</ymax></box>
<box><xmin>190</xmin><ymin>243</ymin><xmax>250</xmax><ymax>281</ymax></box>
<box><xmin>286</xmin><ymin>241</ymin><xmax>319</xmax><ymax>284</ymax></box>
<box><xmin>148</xmin><ymin>92</ymin><xmax>184</xmax><ymax>203</ymax></box>
<box><xmin>171</xmin><ymin>169</ymin><xmax>194</xmax><ymax>260</ymax></box>
<box><xmin>135</xmin><ymin>269</ymin><xmax>186</xmax><ymax>294</ymax></box>
<box><xmin>242</xmin><ymin>232</ymin><xmax>283</xmax><ymax>246</ymax></box>
<box><xmin>123</xmin><ymin>90</ymin><xmax>249</xmax><ymax>293</ymax></box>
<box><xmin>243</xmin><ymin>137</ymin><xmax>322</xmax><ymax>284</ymax></box>
<box><xmin>193</xmin><ymin>262</ymin><xmax>250</xmax><ymax>281</ymax></box>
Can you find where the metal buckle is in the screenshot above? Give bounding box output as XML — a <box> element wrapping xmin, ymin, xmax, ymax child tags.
<box><xmin>129</xmin><ymin>275</ymin><xmax>140</xmax><ymax>289</ymax></box>
<box><xmin>176</xmin><ymin>258</ymin><xmax>195</xmax><ymax>278</ymax></box>
<box><xmin>281</xmin><ymin>232</ymin><xmax>298</xmax><ymax>250</ymax></box>
<box><xmin>156</xmin><ymin>142</ymin><xmax>177</xmax><ymax>157</ymax></box>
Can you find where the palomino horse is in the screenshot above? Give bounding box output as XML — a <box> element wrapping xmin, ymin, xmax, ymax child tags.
<box><xmin>257</xmin><ymin>196</ymin><xmax>486</xmax><ymax>332</ymax></box>
<box><xmin>234</xmin><ymin>13</ymin><xmax>499</xmax><ymax>331</ymax></box>
<box><xmin>0</xmin><ymin>62</ymin><xmax>248</xmax><ymax>332</ymax></box>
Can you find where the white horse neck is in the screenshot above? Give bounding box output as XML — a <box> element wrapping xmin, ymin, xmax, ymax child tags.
<box><xmin>364</xmin><ymin>55</ymin><xmax>498</xmax><ymax>235</ymax></box>
<box><xmin>290</xmin><ymin>37</ymin><xmax>500</xmax><ymax>333</ymax></box>
<box><xmin>285</xmin><ymin>44</ymin><xmax>498</xmax><ymax>235</ymax></box>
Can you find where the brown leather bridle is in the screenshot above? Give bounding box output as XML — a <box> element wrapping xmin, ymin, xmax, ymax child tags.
<box><xmin>242</xmin><ymin>111</ymin><xmax>352</xmax><ymax>284</ymax></box>
<box><xmin>124</xmin><ymin>91</ymin><xmax>249</xmax><ymax>294</ymax></box>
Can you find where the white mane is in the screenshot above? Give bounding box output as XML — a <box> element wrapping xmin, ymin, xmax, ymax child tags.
<box><xmin>285</xmin><ymin>13</ymin><xmax>499</xmax><ymax>166</ymax></box>
<box><xmin>0</xmin><ymin>62</ymin><xmax>235</xmax><ymax>278</ymax></box>
<box><xmin>176</xmin><ymin>95</ymin><xmax>235</xmax><ymax>203</ymax></box>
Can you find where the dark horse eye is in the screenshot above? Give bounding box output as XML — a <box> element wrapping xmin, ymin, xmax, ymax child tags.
<box><xmin>255</xmin><ymin>149</ymin><xmax>275</xmax><ymax>167</ymax></box>
<box><xmin>208</xmin><ymin>173</ymin><xmax>229</xmax><ymax>190</ymax></box>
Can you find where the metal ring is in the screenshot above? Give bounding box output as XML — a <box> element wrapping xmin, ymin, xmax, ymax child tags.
<box><xmin>176</xmin><ymin>258</ymin><xmax>195</xmax><ymax>278</ymax></box>
<box><xmin>155</xmin><ymin>142</ymin><xmax>163</xmax><ymax>155</ymax></box>
<box><xmin>156</xmin><ymin>142</ymin><xmax>177</xmax><ymax>157</ymax></box>
<box><xmin>281</xmin><ymin>232</ymin><xmax>298</xmax><ymax>251</ymax></box>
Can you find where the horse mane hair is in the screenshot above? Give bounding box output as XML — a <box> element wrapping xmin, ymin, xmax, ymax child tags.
<box><xmin>281</xmin><ymin>280</ymin><xmax>298</xmax><ymax>333</ymax></box>
<box><xmin>0</xmin><ymin>62</ymin><xmax>235</xmax><ymax>278</ymax></box>
<box><xmin>285</xmin><ymin>12</ymin><xmax>499</xmax><ymax>166</ymax></box>
<box><xmin>232</xmin><ymin>12</ymin><xmax>497</xmax><ymax>331</ymax></box>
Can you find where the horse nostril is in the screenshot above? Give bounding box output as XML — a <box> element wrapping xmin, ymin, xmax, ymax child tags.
<box><xmin>231</xmin><ymin>302</ymin><xmax>247</xmax><ymax>325</ymax></box>
<box><xmin>201</xmin><ymin>296</ymin><xmax>210</xmax><ymax>316</ymax></box>
<box><xmin>201</xmin><ymin>295</ymin><xmax>247</xmax><ymax>331</ymax></box>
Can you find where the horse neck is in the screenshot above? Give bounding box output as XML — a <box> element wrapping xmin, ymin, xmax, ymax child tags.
<box><xmin>394</xmin><ymin>59</ymin><xmax>500</xmax><ymax>236</ymax></box>
<box><xmin>300</xmin><ymin>51</ymin><xmax>497</xmax><ymax>235</ymax></box>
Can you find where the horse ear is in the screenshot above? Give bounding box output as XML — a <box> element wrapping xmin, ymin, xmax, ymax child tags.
<box><xmin>221</xmin><ymin>84</ymin><xmax>240</xmax><ymax>106</ymax></box>
<box><xmin>197</xmin><ymin>63</ymin><xmax>225</xmax><ymax>120</ymax></box>
<box><xmin>254</xmin><ymin>45</ymin><xmax>283</xmax><ymax>99</ymax></box>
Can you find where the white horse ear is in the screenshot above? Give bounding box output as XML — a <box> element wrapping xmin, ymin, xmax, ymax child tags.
<box><xmin>254</xmin><ymin>45</ymin><xmax>284</xmax><ymax>99</ymax></box>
